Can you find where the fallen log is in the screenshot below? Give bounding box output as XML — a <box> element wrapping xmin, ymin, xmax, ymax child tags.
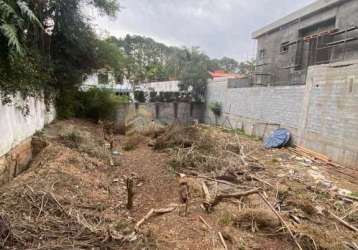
<box><xmin>191</xmin><ymin>173</ymin><xmax>252</xmax><ymax>188</ymax></box>
<box><xmin>246</xmin><ymin>175</ymin><xmax>274</xmax><ymax>188</ymax></box>
<box><xmin>337</xmin><ymin>194</ymin><xmax>358</xmax><ymax>202</ymax></box>
<box><xmin>327</xmin><ymin>210</ymin><xmax>358</xmax><ymax>232</ymax></box>
<box><xmin>202</xmin><ymin>181</ymin><xmax>211</xmax><ymax>203</ymax></box>
<box><xmin>135</xmin><ymin>206</ymin><xmax>177</xmax><ymax>231</ymax></box>
<box><xmin>218</xmin><ymin>232</ymin><xmax>228</xmax><ymax>250</ymax></box>
<box><xmin>199</xmin><ymin>216</ymin><xmax>212</xmax><ymax>230</ymax></box>
<box><xmin>210</xmin><ymin>188</ymin><xmax>261</xmax><ymax>207</ymax></box>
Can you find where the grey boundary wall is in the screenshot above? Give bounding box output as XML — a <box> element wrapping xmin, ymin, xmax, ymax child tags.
<box><xmin>206</xmin><ymin>60</ymin><xmax>358</xmax><ymax>168</ymax></box>
<box><xmin>116</xmin><ymin>102</ymin><xmax>205</xmax><ymax>129</ymax></box>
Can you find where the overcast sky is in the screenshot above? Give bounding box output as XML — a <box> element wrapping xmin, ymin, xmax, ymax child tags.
<box><xmin>91</xmin><ymin>0</ymin><xmax>315</xmax><ymax>61</ymax></box>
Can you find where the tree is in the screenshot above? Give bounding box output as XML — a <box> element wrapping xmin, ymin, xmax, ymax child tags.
<box><xmin>217</xmin><ymin>57</ymin><xmax>239</xmax><ymax>73</ymax></box>
<box><xmin>0</xmin><ymin>0</ymin><xmax>42</xmax><ymax>58</ymax></box>
<box><xmin>238</xmin><ymin>59</ymin><xmax>256</xmax><ymax>74</ymax></box>
<box><xmin>178</xmin><ymin>48</ymin><xmax>210</xmax><ymax>103</ymax></box>
<box><xmin>44</xmin><ymin>0</ymin><xmax>120</xmax><ymax>117</ymax></box>
<box><xmin>95</xmin><ymin>39</ymin><xmax>126</xmax><ymax>82</ymax></box>
<box><xmin>0</xmin><ymin>0</ymin><xmax>122</xmax><ymax>117</ymax></box>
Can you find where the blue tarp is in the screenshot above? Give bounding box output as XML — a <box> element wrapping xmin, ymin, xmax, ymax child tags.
<box><xmin>264</xmin><ymin>128</ymin><xmax>291</xmax><ymax>149</ymax></box>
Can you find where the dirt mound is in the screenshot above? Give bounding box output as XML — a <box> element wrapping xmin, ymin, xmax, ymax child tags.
<box><xmin>59</xmin><ymin>125</ymin><xmax>110</xmax><ymax>161</ymax></box>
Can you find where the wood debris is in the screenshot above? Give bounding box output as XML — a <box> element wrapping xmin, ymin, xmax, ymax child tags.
<box><xmin>135</xmin><ymin>206</ymin><xmax>178</xmax><ymax>231</ymax></box>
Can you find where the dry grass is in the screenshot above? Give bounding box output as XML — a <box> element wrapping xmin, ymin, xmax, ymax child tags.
<box><xmin>123</xmin><ymin>134</ymin><xmax>146</xmax><ymax>151</ymax></box>
<box><xmin>234</xmin><ymin>208</ymin><xmax>280</xmax><ymax>233</ymax></box>
<box><xmin>154</xmin><ymin>125</ymin><xmax>245</xmax><ymax>173</ymax></box>
<box><xmin>0</xmin><ymin>121</ymin><xmax>153</xmax><ymax>249</ymax></box>
<box><xmin>295</xmin><ymin>224</ymin><xmax>346</xmax><ymax>250</ymax></box>
<box><xmin>59</xmin><ymin>127</ymin><xmax>109</xmax><ymax>160</ymax></box>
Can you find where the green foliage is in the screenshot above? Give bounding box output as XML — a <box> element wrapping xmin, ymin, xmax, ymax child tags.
<box><xmin>0</xmin><ymin>0</ymin><xmax>121</xmax><ymax>114</ymax></box>
<box><xmin>58</xmin><ymin>88</ymin><xmax>128</xmax><ymax>121</ymax></box>
<box><xmin>178</xmin><ymin>48</ymin><xmax>210</xmax><ymax>103</ymax></box>
<box><xmin>209</xmin><ymin>102</ymin><xmax>222</xmax><ymax>117</ymax></box>
<box><xmin>0</xmin><ymin>0</ymin><xmax>42</xmax><ymax>57</ymax></box>
<box><xmin>0</xmin><ymin>50</ymin><xmax>52</xmax><ymax>105</ymax></box>
<box><xmin>134</xmin><ymin>91</ymin><xmax>146</xmax><ymax>103</ymax></box>
<box><xmin>109</xmin><ymin>35</ymin><xmax>241</xmax><ymax>89</ymax></box>
<box><xmin>95</xmin><ymin>39</ymin><xmax>126</xmax><ymax>82</ymax></box>
<box><xmin>238</xmin><ymin>59</ymin><xmax>256</xmax><ymax>74</ymax></box>
<box><xmin>149</xmin><ymin>91</ymin><xmax>158</xmax><ymax>102</ymax></box>
<box><xmin>61</xmin><ymin>131</ymin><xmax>82</xmax><ymax>149</ymax></box>
<box><xmin>211</xmin><ymin>57</ymin><xmax>240</xmax><ymax>73</ymax></box>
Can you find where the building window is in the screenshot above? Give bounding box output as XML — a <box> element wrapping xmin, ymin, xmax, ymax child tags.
<box><xmin>98</xmin><ymin>72</ymin><xmax>109</xmax><ymax>85</ymax></box>
<box><xmin>258</xmin><ymin>49</ymin><xmax>265</xmax><ymax>60</ymax></box>
<box><xmin>280</xmin><ymin>41</ymin><xmax>290</xmax><ymax>54</ymax></box>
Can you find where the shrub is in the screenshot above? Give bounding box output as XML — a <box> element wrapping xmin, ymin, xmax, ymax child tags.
<box><xmin>57</xmin><ymin>88</ymin><xmax>129</xmax><ymax>121</ymax></box>
<box><xmin>149</xmin><ymin>91</ymin><xmax>158</xmax><ymax>102</ymax></box>
<box><xmin>76</xmin><ymin>88</ymin><xmax>128</xmax><ymax>121</ymax></box>
<box><xmin>134</xmin><ymin>91</ymin><xmax>146</xmax><ymax>103</ymax></box>
<box><xmin>209</xmin><ymin>102</ymin><xmax>222</xmax><ymax>125</ymax></box>
<box><xmin>209</xmin><ymin>102</ymin><xmax>222</xmax><ymax>117</ymax></box>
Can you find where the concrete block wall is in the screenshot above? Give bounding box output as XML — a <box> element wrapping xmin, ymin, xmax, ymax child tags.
<box><xmin>206</xmin><ymin>79</ymin><xmax>305</xmax><ymax>140</ymax></box>
<box><xmin>0</xmin><ymin>95</ymin><xmax>56</xmax><ymax>186</ymax></box>
<box><xmin>206</xmin><ymin>61</ymin><xmax>358</xmax><ymax>168</ymax></box>
<box><xmin>298</xmin><ymin>61</ymin><xmax>358</xmax><ymax>167</ymax></box>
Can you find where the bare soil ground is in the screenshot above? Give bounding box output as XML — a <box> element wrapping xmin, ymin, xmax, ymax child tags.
<box><xmin>0</xmin><ymin>119</ymin><xmax>357</xmax><ymax>250</ymax></box>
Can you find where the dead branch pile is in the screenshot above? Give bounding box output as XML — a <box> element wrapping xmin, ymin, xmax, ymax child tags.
<box><xmin>167</xmin><ymin>125</ymin><xmax>358</xmax><ymax>249</ymax></box>
<box><xmin>0</xmin><ymin>187</ymin><xmax>131</xmax><ymax>249</ymax></box>
<box><xmin>0</xmin><ymin>121</ymin><xmax>147</xmax><ymax>249</ymax></box>
<box><xmin>0</xmin><ymin>142</ymin><xmax>139</xmax><ymax>249</ymax></box>
<box><xmin>155</xmin><ymin>125</ymin><xmax>247</xmax><ymax>173</ymax></box>
<box><xmin>154</xmin><ymin>125</ymin><xmax>203</xmax><ymax>150</ymax></box>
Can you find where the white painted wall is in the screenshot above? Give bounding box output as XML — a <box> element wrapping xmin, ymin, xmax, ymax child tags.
<box><xmin>0</xmin><ymin>95</ymin><xmax>56</xmax><ymax>157</ymax></box>
<box><xmin>138</xmin><ymin>80</ymin><xmax>180</xmax><ymax>92</ymax></box>
<box><xmin>81</xmin><ymin>71</ymin><xmax>132</xmax><ymax>94</ymax></box>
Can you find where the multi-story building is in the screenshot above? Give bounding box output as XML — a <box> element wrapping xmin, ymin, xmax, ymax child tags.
<box><xmin>252</xmin><ymin>0</ymin><xmax>358</xmax><ymax>86</ymax></box>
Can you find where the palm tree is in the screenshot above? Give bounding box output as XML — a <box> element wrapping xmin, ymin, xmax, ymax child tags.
<box><xmin>0</xmin><ymin>0</ymin><xmax>42</xmax><ymax>56</ymax></box>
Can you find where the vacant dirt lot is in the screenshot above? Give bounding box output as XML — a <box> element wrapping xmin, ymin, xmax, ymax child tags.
<box><xmin>0</xmin><ymin>119</ymin><xmax>357</xmax><ymax>249</ymax></box>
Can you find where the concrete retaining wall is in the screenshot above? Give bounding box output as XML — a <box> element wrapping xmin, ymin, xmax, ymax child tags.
<box><xmin>117</xmin><ymin>102</ymin><xmax>205</xmax><ymax>129</ymax></box>
<box><xmin>206</xmin><ymin>61</ymin><xmax>358</xmax><ymax>168</ymax></box>
<box><xmin>0</xmin><ymin>95</ymin><xmax>55</xmax><ymax>185</ymax></box>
